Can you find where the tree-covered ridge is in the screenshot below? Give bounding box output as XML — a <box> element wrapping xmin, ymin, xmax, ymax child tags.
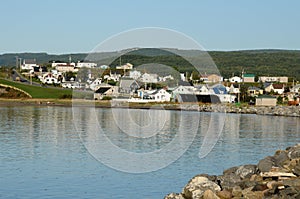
<box><xmin>209</xmin><ymin>50</ymin><xmax>300</xmax><ymax>80</ymax></box>
<box><xmin>1</xmin><ymin>49</ymin><xmax>299</xmax><ymax>80</ymax></box>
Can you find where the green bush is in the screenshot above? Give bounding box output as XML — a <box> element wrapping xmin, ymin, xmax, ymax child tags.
<box><xmin>59</xmin><ymin>94</ymin><xmax>73</xmax><ymax>99</ymax></box>
<box><xmin>102</xmin><ymin>96</ymin><xmax>112</xmax><ymax>100</ymax></box>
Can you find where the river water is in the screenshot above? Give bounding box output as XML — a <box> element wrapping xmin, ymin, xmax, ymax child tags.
<box><xmin>0</xmin><ymin>106</ymin><xmax>299</xmax><ymax>198</ymax></box>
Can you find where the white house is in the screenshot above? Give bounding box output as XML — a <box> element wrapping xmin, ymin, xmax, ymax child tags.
<box><xmin>195</xmin><ymin>85</ymin><xmax>210</xmax><ymax>94</ymax></box>
<box><xmin>116</xmin><ymin>63</ymin><xmax>133</xmax><ymax>70</ymax></box>
<box><xmin>76</xmin><ymin>62</ymin><xmax>97</xmax><ymax>68</ymax></box>
<box><xmin>229</xmin><ymin>76</ymin><xmax>242</xmax><ymax>83</ymax></box>
<box><xmin>180</xmin><ymin>73</ymin><xmax>186</xmax><ymax>81</ymax></box>
<box><xmin>39</xmin><ymin>73</ymin><xmax>61</xmax><ymax>84</ymax></box>
<box><xmin>265</xmin><ymin>83</ymin><xmax>285</xmax><ymax>94</ymax></box>
<box><xmin>209</xmin><ymin>84</ymin><xmax>236</xmax><ymax>103</ymax></box>
<box><xmin>159</xmin><ymin>75</ymin><xmax>174</xmax><ymax>82</ymax></box>
<box><xmin>139</xmin><ymin>73</ymin><xmax>158</xmax><ymax>83</ymax></box>
<box><xmin>21</xmin><ymin>59</ymin><xmax>39</xmax><ymax>70</ymax></box>
<box><xmin>291</xmin><ymin>84</ymin><xmax>300</xmax><ymax>94</ymax></box>
<box><xmin>129</xmin><ymin>70</ymin><xmax>142</xmax><ymax>80</ymax></box>
<box><xmin>172</xmin><ymin>85</ymin><xmax>196</xmax><ymax>95</ymax></box>
<box><xmin>89</xmin><ymin>78</ymin><xmax>102</xmax><ymax>91</ymax></box>
<box><xmin>148</xmin><ymin>89</ymin><xmax>171</xmax><ymax>102</ymax></box>
<box><xmin>51</xmin><ymin>62</ymin><xmax>75</xmax><ymax>68</ymax></box>
<box><xmin>103</xmin><ymin>71</ymin><xmax>122</xmax><ymax>82</ymax></box>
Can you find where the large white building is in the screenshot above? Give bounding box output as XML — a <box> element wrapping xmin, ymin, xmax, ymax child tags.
<box><xmin>51</xmin><ymin>62</ymin><xmax>75</xmax><ymax>68</ymax></box>
<box><xmin>259</xmin><ymin>76</ymin><xmax>288</xmax><ymax>83</ymax></box>
<box><xmin>21</xmin><ymin>59</ymin><xmax>39</xmax><ymax>70</ymax></box>
<box><xmin>76</xmin><ymin>62</ymin><xmax>97</xmax><ymax>68</ymax></box>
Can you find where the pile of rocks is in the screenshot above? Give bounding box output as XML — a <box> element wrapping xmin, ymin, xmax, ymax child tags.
<box><xmin>197</xmin><ymin>104</ymin><xmax>300</xmax><ymax>117</ymax></box>
<box><xmin>165</xmin><ymin>144</ymin><xmax>300</xmax><ymax>199</ymax></box>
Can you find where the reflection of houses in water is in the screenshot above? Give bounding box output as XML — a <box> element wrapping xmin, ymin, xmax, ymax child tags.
<box><xmin>260</xmin><ymin>116</ymin><xmax>285</xmax><ymax>138</ymax></box>
<box><xmin>223</xmin><ymin>113</ymin><xmax>241</xmax><ymax>139</ymax></box>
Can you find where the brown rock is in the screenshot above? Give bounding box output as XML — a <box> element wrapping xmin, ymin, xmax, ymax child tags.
<box><xmin>216</xmin><ymin>190</ymin><xmax>232</xmax><ymax>199</ymax></box>
<box><xmin>231</xmin><ymin>186</ymin><xmax>242</xmax><ymax>197</ymax></box>
<box><xmin>266</xmin><ymin>181</ymin><xmax>283</xmax><ymax>189</ymax></box>
<box><xmin>203</xmin><ymin>189</ymin><xmax>220</xmax><ymax>199</ymax></box>
<box><xmin>252</xmin><ymin>183</ymin><xmax>268</xmax><ymax>191</ymax></box>
<box><xmin>242</xmin><ymin>187</ymin><xmax>264</xmax><ymax>199</ymax></box>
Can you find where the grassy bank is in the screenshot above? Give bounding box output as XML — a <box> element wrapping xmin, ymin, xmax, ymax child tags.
<box><xmin>0</xmin><ymin>78</ymin><xmax>72</xmax><ymax>99</ymax></box>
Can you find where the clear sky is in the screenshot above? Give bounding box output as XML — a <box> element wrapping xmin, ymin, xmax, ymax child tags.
<box><xmin>1</xmin><ymin>0</ymin><xmax>300</xmax><ymax>54</ymax></box>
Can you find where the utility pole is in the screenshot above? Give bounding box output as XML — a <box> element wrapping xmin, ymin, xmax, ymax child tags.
<box><xmin>15</xmin><ymin>56</ymin><xmax>18</xmax><ymax>70</ymax></box>
<box><xmin>238</xmin><ymin>69</ymin><xmax>245</xmax><ymax>103</ymax></box>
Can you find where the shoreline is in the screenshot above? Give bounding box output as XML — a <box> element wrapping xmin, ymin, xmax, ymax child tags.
<box><xmin>0</xmin><ymin>98</ymin><xmax>299</xmax><ymax>117</ymax></box>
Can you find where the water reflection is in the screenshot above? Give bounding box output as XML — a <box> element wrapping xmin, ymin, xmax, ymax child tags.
<box><xmin>0</xmin><ymin>106</ymin><xmax>300</xmax><ymax>198</ymax></box>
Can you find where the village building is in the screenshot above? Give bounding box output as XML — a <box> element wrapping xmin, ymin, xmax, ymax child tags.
<box><xmin>89</xmin><ymin>78</ymin><xmax>102</xmax><ymax>91</ymax></box>
<box><xmin>248</xmin><ymin>86</ymin><xmax>263</xmax><ymax>97</ymax></box>
<box><xmin>195</xmin><ymin>85</ymin><xmax>210</xmax><ymax>94</ymax></box>
<box><xmin>291</xmin><ymin>84</ymin><xmax>300</xmax><ymax>94</ymax></box>
<box><xmin>242</xmin><ymin>74</ymin><xmax>255</xmax><ymax>83</ymax></box>
<box><xmin>139</xmin><ymin>73</ymin><xmax>158</xmax><ymax>83</ymax></box>
<box><xmin>21</xmin><ymin>59</ymin><xmax>39</xmax><ymax>70</ymax></box>
<box><xmin>129</xmin><ymin>70</ymin><xmax>142</xmax><ymax>80</ymax></box>
<box><xmin>228</xmin><ymin>84</ymin><xmax>240</xmax><ymax>94</ymax></box>
<box><xmin>56</xmin><ymin>64</ymin><xmax>78</xmax><ymax>73</ymax></box>
<box><xmin>264</xmin><ymin>83</ymin><xmax>285</xmax><ymax>94</ymax></box>
<box><xmin>76</xmin><ymin>61</ymin><xmax>97</xmax><ymax>68</ymax></box>
<box><xmin>255</xmin><ymin>95</ymin><xmax>277</xmax><ymax>106</ymax></box>
<box><xmin>119</xmin><ymin>78</ymin><xmax>140</xmax><ymax>95</ymax></box>
<box><xmin>142</xmin><ymin>88</ymin><xmax>171</xmax><ymax>102</ymax></box>
<box><xmin>116</xmin><ymin>63</ymin><xmax>133</xmax><ymax>70</ymax></box>
<box><xmin>209</xmin><ymin>84</ymin><xmax>236</xmax><ymax>103</ymax></box>
<box><xmin>51</xmin><ymin>62</ymin><xmax>75</xmax><ymax>68</ymax></box>
<box><xmin>258</xmin><ymin>76</ymin><xmax>288</xmax><ymax>83</ymax></box>
<box><xmin>94</xmin><ymin>84</ymin><xmax>119</xmax><ymax>100</ymax></box>
<box><xmin>200</xmin><ymin>74</ymin><xmax>223</xmax><ymax>83</ymax></box>
<box><xmin>229</xmin><ymin>76</ymin><xmax>242</xmax><ymax>83</ymax></box>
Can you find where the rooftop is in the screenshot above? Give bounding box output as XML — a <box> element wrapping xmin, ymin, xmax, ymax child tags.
<box><xmin>243</xmin><ymin>74</ymin><xmax>255</xmax><ymax>77</ymax></box>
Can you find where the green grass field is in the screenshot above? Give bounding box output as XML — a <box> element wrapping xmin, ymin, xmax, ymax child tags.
<box><xmin>0</xmin><ymin>78</ymin><xmax>73</xmax><ymax>99</ymax></box>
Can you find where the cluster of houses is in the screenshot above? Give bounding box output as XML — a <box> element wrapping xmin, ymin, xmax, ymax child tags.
<box><xmin>19</xmin><ymin>58</ymin><xmax>300</xmax><ymax>106</ymax></box>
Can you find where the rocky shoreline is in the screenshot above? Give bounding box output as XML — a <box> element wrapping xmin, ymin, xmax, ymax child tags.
<box><xmin>0</xmin><ymin>98</ymin><xmax>299</xmax><ymax>117</ymax></box>
<box><xmin>181</xmin><ymin>104</ymin><xmax>300</xmax><ymax>117</ymax></box>
<box><xmin>165</xmin><ymin>143</ymin><xmax>300</xmax><ymax>199</ymax></box>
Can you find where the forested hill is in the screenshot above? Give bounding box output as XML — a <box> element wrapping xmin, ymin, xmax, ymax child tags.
<box><xmin>1</xmin><ymin>49</ymin><xmax>299</xmax><ymax>80</ymax></box>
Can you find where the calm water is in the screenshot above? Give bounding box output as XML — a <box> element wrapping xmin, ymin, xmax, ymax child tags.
<box><xmin>1</xmin><ymin>106</ymin><xmax>300</xmax><ymax>198</ymax></box>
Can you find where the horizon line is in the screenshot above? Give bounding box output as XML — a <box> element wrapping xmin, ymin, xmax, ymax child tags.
<box><xmin>1</xmin><ymin>48</ymin><xmax>300</xmax><ymax>55</ymax></box>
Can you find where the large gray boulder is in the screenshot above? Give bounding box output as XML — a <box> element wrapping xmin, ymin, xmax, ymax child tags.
<box><xmin>258</xmin><ymin>156</ymin><xmax>275</xmax><ymax>172</ymax></box>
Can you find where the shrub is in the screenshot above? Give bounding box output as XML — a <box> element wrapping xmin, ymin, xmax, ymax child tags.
<box><xmin>59</xmin><ymin>94</ymin><xmax>73</xmax><ymax>99</ymax></box>
<box><xmin>102</xmin><ymin>96</ymin><xmax>112</xmax><ymax>100</ymax></box>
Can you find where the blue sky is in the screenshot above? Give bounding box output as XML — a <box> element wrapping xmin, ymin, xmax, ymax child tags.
<box><xmin>1</xmin><ymin>0</ymin><xmax>300</xmax><ymax>54</ymax></box>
